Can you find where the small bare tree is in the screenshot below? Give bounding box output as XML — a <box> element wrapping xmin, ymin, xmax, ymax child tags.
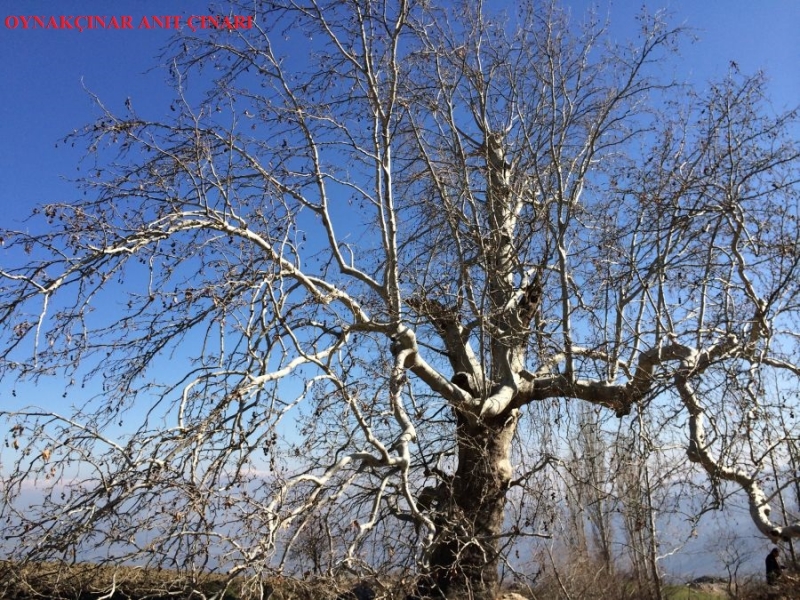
<box><xmin>3</xmin><ymin>1</ymin><xmax>800</xmax><ymax>598</ymax></box>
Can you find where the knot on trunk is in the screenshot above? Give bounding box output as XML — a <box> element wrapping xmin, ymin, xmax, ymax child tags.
<box><xmin>517</xmin><ymin>272</ymin><xmax>542</xmax><ymax>325</ymax></box>
<box><xmin>452</xmin><ymin>372</ymin><xmax>479</xmax><ymax>396</ymax></box>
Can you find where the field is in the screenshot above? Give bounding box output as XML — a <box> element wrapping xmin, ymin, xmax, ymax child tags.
<box><xmin>664</xmin><ymin>584</ymin><xmax>727</xmax><ymax>600</ymax></box>
<box><xmin>3</xmin><ymin>561</ymin><xmax>800</xmax><ymax>599</ymax></box>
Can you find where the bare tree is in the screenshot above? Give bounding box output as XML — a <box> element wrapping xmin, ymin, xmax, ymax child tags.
<box><xmin>2</xmin><ymin>1</ymin><xmax>800</xmax><ymax>599</ymax></box>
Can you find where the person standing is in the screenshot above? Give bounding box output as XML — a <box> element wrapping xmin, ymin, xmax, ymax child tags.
<box><xmin>766</xmin><ymin>547</ymin><xmax>783</xmax><ymax>585</ymax></box>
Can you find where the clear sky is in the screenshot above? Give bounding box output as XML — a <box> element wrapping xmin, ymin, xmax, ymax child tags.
<box><xmin>1</xmin><ymin>0</ymin><xmax>798</xmax><ymax>225</ymax></box>
<box><xmin>3</xmin><ymin>0</ymin><xmax>796</xmax><ymax>368</ymax></box>
<box><xmin>0</xmin><ymin>0</ymin><xmax>799</xmax><ymax>578</ymax></box>
<box><xmin>1</xmin><ymin>4</ymin><xmax>798</xmax><ymax>420</ymax></box>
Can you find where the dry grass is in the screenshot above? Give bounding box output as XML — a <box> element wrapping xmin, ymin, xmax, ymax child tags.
<box><xmin>4</xmin><ymin>560</ymin><xmax>800</xmax><ymax>600</ymax></box>
<box><xmin>0</xmin><ymin>561</ymin><xmax>237</xmax><ymax>599</ymax></box>
<box><xmin>0</xmin><ymin>561</ymin><xmax>403</xmax><ymax>600</ymax></box>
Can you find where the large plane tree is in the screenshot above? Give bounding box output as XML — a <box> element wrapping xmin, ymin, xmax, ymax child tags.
<box><xmin>2</xmin><ymin>1</ymin><xmax>800</xmax><ymax>598</ymax></box>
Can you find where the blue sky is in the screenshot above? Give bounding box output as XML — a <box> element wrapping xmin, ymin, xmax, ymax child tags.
<box><xmin>2</xmin><ymin>1</ymin><xmax>796</xmax><ymax>386</ymax></box>
<box><xmin>0</xmin><ymin>0</ymin><xmax>800</xmax><ymax>223</ymax></box>
<box><xmin>1</xmin><ymin>5</ymin><xmax>798</xmax><ymax>410</ymax></box>
<box><xmin>1</xmin><ymin>0</ymin><xmax>798</xmax><ymax>226</ymax></box>
<box><xmin>0</xmin><ymin>0</ymin><xmax>799</xmax><ymax>578</ymax></box>
<box><xmin>1</xmin><ymin>1</ymin><xmax>180</xmax><ymax>223</ymax></box>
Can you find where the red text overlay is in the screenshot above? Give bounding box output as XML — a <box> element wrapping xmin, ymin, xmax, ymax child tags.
<box><xmin>4</xmin><ymin>15</ymin><xmax>254</xmax><ymax>32</ymax></box>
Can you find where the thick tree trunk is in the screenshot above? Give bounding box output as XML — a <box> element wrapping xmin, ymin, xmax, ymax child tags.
<box><xmin>422</xmin><ymin>411</ymin><xmax>518</xmax><ymax>600</ymax></box>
